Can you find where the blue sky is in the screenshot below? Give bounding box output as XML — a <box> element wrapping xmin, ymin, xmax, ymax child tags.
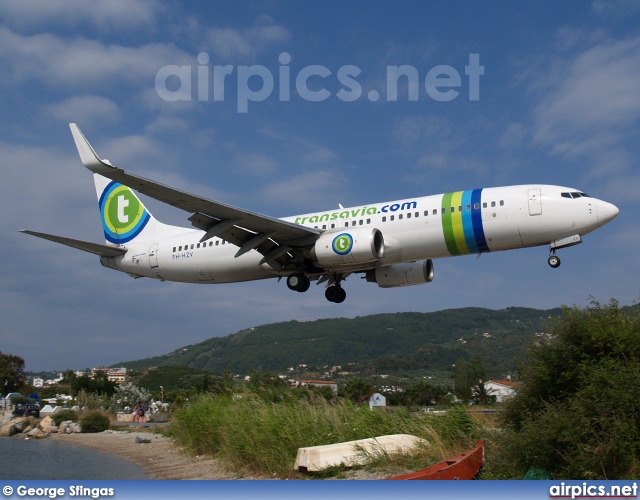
<box><xmin>1</xmin><ymin>1</ymin><xmax>639</xmax><ymax>372</ymax></box>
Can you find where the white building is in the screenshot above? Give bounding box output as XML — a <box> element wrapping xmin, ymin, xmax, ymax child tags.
<box><xmin>106</xmin><ymin>368</ymin><xmax>128</xmax><ymax>384</ymax></box>
<box><xmin>484</xmin><ymin>380</ymin><xmax>519</xmax><ymax>402</ymax></box>
<box><xmin>294</xmin><ymin>379</ymin><xmax>338</xmax><ymax>394</ymax></box>
<box><xmin>91</xmin><ymin>367</ymin><xmax>128</xmax><ymax>384</ymax></box>
<box><xmin>369</xmin><ymin>392</ymin><xmax>386</xmax><ymax>409</ymax></box>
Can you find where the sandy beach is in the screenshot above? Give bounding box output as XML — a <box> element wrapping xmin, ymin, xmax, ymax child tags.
<box><xmin>47</xmin><ymin>429</ymin><xmax>395</xmax><ymax>480</ymax></box>
<box><xmin>48</xmin><ymin>429</ymin><xmax>262</xmax><ymax>480</ymax></box>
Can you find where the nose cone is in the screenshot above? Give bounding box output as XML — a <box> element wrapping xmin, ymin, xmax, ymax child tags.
<box><xmin>596</xmin><ymin>200</ymin><xmax>619</xmax><ymax>227</ymax></box>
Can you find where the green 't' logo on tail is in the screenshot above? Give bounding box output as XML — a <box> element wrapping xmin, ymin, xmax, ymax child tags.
<box><xmin>99</xmin><ymin>181</ymin><xmax>150</xmax><ymax>244</ymax></box>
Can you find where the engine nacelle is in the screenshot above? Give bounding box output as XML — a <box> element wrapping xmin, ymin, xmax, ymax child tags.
<box><xmin>312</xmin><ymin>228</ymin><xmax>384</xmax><ymax>267</ymax></box>
<box><xmin>366</xmin><ymin>260</ymin><xmax>434</xmax><ymax>288</ymax></box>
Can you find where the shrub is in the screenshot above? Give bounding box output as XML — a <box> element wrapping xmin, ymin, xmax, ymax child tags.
<box><xmin>80</xmin><ymin>410</ymin><xmax>110</xmax><ymax>433</ymax></box>
<box><xmin>170</xmin><ymin>392</ymin><xmax>479</xmax><ymax>477</ymax></box>
<box><xmin>52</xmin><ymin>409</ymin><xmax>79</xmax><ymax>426</ymax></box>
<box><xmin>495</xmin><ymin>300</ymin><xmax>640</xmax><ymax>479</ymax></box>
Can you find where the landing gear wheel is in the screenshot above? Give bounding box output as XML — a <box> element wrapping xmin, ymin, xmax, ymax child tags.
<box><xmin>287</xmin><ymin>273</ymin><xmax>310</xmax><ymax>292</ymax></box>
<box><xmin>325</xmin><ymin>285</ymin><xmax>346</xmax><ymax>303</ymax></box>
<box><xmin>297</xmin><ymin>276</ymin><xmax>310</xmax><ymax>292</ymax></box>
<box><xmin>548</xmin><ymin>255</ymin><xmax>561</xmax><ymax>268</ymax></box>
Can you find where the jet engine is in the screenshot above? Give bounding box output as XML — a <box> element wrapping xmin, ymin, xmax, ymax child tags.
<box><xmin>365</xmin><ymin>260</ymin><xmax>434</xmax><ymax>288</ymax></box>
<box><xmin>312</xmin><ymin>228</ymin><xmax>384</xmax><ymax>267</ymax></box>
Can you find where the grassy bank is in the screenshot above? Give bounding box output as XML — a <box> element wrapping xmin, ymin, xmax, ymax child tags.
<box><xmin>170</xmin><ymin>393</ymin><xmax>479</xmax><ymax>477</ymax></box>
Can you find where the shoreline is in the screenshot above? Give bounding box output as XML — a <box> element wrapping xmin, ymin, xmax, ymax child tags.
<box><xmin>48</xmin><ymin>429</ymin><xmax>257</xmax><ymax>480</ymax></box>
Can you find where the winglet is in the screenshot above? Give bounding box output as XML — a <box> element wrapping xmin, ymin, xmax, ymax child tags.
<box><xmin>69</xmin><ymin>123</ymin><xmax>116</xmax><ymax>174</ymax></box>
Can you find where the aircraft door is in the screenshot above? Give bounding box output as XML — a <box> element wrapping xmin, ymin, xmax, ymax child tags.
<box><xmin>149</xmin><ymin>243</ymin><xmax>159</xmax><ymax>268</ymax></box>
<box><xmin>528</xmin><ymin>188</ymin><xmax>542</xmax><ymax>216</ymax></box>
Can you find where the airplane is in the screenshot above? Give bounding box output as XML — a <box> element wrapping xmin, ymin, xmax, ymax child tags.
<box><xmin>21</xmin><ymin>124</ymin><xmax>619</xmax><ymax>304</ymax></box>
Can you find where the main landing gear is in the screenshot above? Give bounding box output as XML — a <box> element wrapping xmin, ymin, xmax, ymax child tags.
<box><xmin>325</xmin><ymin>283</ymin><xmax>346</xmax><ymax>304</ymax></box>
<box><xmin>286</xmin><ymin>273</ymin><xmax>310</xmax><ymax>292</ymax></box>
<box><xmin>286</xmin><ymin>272</ymin><xmax>347</xmax><ymax>303</ymax></box>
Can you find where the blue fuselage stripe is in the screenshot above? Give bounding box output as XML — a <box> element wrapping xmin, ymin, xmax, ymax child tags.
<box><xmin>461</xmin><ymin>190</ymin><xmax>478</xmax><ymax>254</ymax></box>
<box><xmin>471</xmin><ymin>189</ymin><xmax>490</xmax><ymax>253</ymax></box>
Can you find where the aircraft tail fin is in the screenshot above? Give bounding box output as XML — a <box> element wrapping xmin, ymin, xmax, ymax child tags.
<box><xmin>94</xmin><ymin>173</ymin><xmax>158</xmax><ymax>246</ymax></box>
<box><xmin>70</xmin><ymin>123</ymin><xmax>188</xmax><ymax>246</ymax></box>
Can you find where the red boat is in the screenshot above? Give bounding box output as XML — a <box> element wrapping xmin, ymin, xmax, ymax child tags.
<box><xmin>386</xmin><ymin>440</ymin><xmax>484</xmax><ymax>480</ymax></box>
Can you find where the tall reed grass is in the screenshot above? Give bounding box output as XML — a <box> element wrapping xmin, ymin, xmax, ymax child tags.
<box><xmin>170</xmin><ymin>392</ymin><xmax>478</xmax><ymax>476</ymax></box>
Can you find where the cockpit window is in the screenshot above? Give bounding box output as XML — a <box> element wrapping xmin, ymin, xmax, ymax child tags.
<box><xmin>562</xmin><ymin>191</ymin><xmax>589</xmax><ymax>199</ymax></box>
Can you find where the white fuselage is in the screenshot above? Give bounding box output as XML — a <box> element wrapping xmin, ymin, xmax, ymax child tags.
<box><xmin>104</xmin><ymin>184</ymin><xmax>616</xmax><ymax>284</ymax></box>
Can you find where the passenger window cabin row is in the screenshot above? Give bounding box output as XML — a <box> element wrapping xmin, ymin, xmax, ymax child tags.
<box><xmin>173</xmin><ymin>239</ymin><xmax>227</xmax><ymax>252</ymax></box>
<box><xmin>172</xmin><ymin>199</ymin><xmax>507</xmax><ymax>251</ymax></box>
<box><xmin>314</xmin><ymin>200</ymin><xmax>505</xmax><ymax>228</ymax></box>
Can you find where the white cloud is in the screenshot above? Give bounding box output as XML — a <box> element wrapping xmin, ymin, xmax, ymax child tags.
<box><xmin>261</xmin><ymin>170</ymin><xmax>348</xmax><ymax>211</ymax></box>
<box><xmin>144</xmin><ymin>115</ymin><xmax>190</xmax><ymax>136</ymax></box>
<box><xmin>0</xmin><ymin>143</ymin><xmax>100</xmax><ymax>245</ymax></box>
<box><xmin>0</xmin><ymin>0</ymin><xmax>161</xmax><ymax>32</ymax></box>
<box><xmin>234</xmin><ymin>152</ymin><xmax>280</xmax><ymax>176</ymax></box>
<box><xmin>0</xmin><ymin>26</ymin><xmax>191</xmax><ymax>88</ymax></box>
<box><xmin>591</xmin><ymin>0</ymin><xmax>640</xmax><ymax>17</ymax></box>
<box><xmin>259</xmin><ymin>127</ymin><xmax>340</xmax><ymax>165</ymax></box>
<box><xmin>532</xmin><ymin>35</ymin><xmax>640</xmax><ymax>157</ymax></box>
<box><xmin>392</xmin><ymin>114</ymin><xmax>491</xmax><ymax>185</ymax></box>
<box><xmin>497</xmin><ymin>123</ymin><xmax>527</xmax><ymax>150</ymax></box>
<box><xmin>46</xmin><ymin>95</ymin><xmax>121</xmax><ymax>126</ymax></box>
<box><xmin>202</xmin><ymin>15</ymin><xmax>291</xmax><ymax>60</ymax></box>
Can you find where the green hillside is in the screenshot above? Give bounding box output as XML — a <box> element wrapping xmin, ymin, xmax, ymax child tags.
<box><xmin>116</xmin><ymin>306</ymin><xmax>561</xmax><ymax>377</ymax></box>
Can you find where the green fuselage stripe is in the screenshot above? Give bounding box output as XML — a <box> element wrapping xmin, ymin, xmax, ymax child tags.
<box><xmin>441</xmin><ymin>192</ymin><xmax>460</xmax><ymax>255</ymax></box>
<box><xmin>450</xmin><ymin>191</ymin><xmax>470</xmax><ymax>254</ymax></box>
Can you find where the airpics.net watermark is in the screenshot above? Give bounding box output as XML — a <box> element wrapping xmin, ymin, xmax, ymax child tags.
<box><xmin>155</xmin><ymin>52</ymin><xmax>484</xmax><ymax>113</ymax></box>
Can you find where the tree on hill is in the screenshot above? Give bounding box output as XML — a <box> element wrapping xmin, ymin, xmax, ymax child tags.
<box><xmin>71</xmin><ymin>371</ymin><xmax>117</xmax><ymax>397</ymax></box>
<box><xmin>399</xmin><ymin>380</ymin><xmax>446</xmax><ymax>407</ymax></box>
<box><xmin>0</xmin><ymin>352</ymin><xmax>26</xmax><ymax>395</ymax></box>
<box><xmin>454</xmin><ymin>354</ymin><xmax>487</xmax><ymax>403</ymax></box>
<box><xmin>115</xmin><ymin>307</ymin><xmax>559</xmax><ymax>376</ymax></box>
<box><xmin>340</xmin><ymin>377</ymin><xmax>375</xmax><ymax>403</ymax></box>
<box><xmin>498</xmin><ymin>299</ymin><xmax>640</xmax><ymax>479</ymax></box>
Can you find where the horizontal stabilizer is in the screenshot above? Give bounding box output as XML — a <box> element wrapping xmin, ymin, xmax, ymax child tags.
<box><xmin>20</xmin><ymin>230</ymin><xmax>127</xmax><ymax>257</ymax></box>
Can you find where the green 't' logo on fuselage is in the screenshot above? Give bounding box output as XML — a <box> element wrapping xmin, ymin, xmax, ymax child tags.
<box><xmin>332</xmin><ymin>233</ymin><xmax>353</xmax><ymax>255</ymax></box>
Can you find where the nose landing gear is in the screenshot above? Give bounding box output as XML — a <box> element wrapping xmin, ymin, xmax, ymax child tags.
<box><xmin>548</xmin><ymin>249</ymin><xmax>561</xmax><ymax>268</ymax></box>
<box><xmin>548</xmin><ymin>234</ymin><xmax>582</xmax><ymax>268</ymax></box>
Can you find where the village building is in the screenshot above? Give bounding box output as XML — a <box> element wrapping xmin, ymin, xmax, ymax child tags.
<box><xmin>484</xmin><ymin>379</ymin><xmax>519</xmax><ymax>402</ymax></box>
<box><xmin>293</xmin><ymin>379</ymin><xmax>338</xmax><ymax>394</ymax></box>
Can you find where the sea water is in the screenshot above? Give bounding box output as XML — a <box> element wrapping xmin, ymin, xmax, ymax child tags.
<box><xmin>0</xmin><ymin>437</ymin><xmax>148</xmax><ymax>480</ymax></box>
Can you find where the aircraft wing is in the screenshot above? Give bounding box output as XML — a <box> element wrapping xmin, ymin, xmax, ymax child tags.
<box><xmin>69</xmin><ymin>124</ymin><xmax>320</xmax><ymax>254</ymax></box>
<box><xmin>20</xmin><ymin>230</ymin><xmax>128</xmax><ymax>257</ymax></box>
